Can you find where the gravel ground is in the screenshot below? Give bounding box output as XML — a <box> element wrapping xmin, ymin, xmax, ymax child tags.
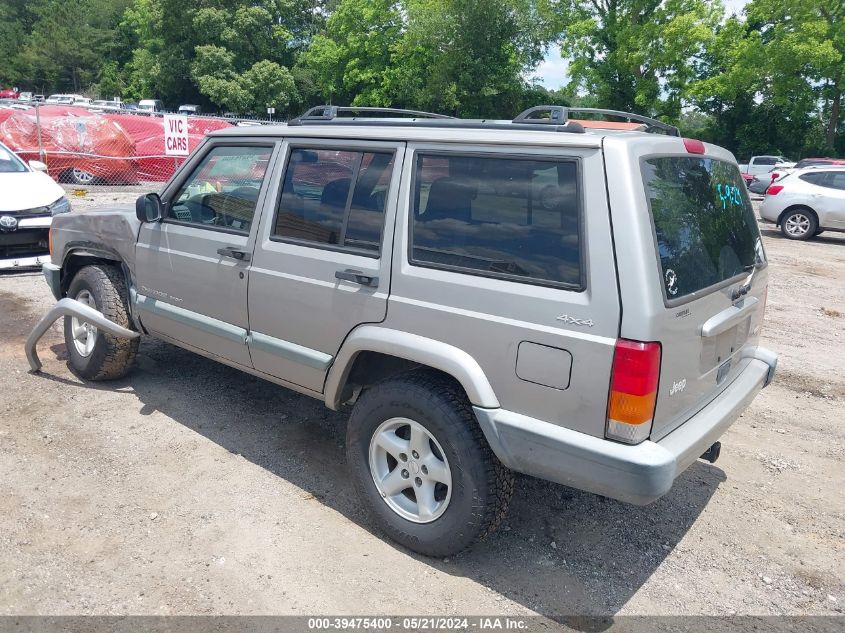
<box><xmin>0</xmin><ymin>193</ymin><xmax>843</xmax><ymax>620</ymax></box>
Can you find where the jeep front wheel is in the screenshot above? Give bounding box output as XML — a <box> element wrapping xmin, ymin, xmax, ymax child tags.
<box><xmin>346</xmin><ymin>372</ymin><xmax>513</xmax><ymax>556</ymax></box>
<box><xmin>64</xmin><ymin>264</ymin><xmax>139</xmax><ymax>380</ymax></box>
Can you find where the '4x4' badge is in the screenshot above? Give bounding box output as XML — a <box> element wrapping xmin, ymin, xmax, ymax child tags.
<box><xmin>556</xmin><ymin>314</ymin><xmax>594</xmax><ymax>327</ymax></box>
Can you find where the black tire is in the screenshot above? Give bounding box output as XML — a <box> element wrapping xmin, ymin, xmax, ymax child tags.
<box><xmin>64</xmin><ymin>264</ymin><xmax>139</xmax><ymax>380</ymax></box>
<box><xmin>346</xmin><ymin>371</ymin><xmax>513</xmax><ymax>557</ymax></box>
<box><xmin>780</xmin><ymin>208</ymin><xmax>817</xmax><ymax>240</ymax></box>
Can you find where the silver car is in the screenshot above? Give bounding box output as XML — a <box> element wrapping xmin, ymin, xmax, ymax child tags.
<box><xmin>30</xmin><ymin>105</ymin><xmax>777</xmax><ymax>556</ymax></box>
<box><xmin>760</xmin><ymin>166</ymin><xmax>845</xmax><ymax>240</ymax></box>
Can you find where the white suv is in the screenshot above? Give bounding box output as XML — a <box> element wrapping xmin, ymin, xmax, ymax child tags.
<box><xmin>760</xmin><ymin>167</ymin><xmax>845</xmax><ymax>240</ymax></box>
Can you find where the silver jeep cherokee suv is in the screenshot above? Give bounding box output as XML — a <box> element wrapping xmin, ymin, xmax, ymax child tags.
<box><xmin>29</xmin><ymin>106</ymin><xmax>777</xmax><ymax>556</ymax></box>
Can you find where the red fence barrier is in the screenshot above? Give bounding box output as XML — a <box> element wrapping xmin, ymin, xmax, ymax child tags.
<box><xmin>0</xmin><ymin>105</ymin><xmax>235</xmax><ymax>185</ymax></box>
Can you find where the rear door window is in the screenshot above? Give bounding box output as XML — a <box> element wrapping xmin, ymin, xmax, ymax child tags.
<box><xmin>410</xmin><ymin>153</ymin><xmax>582</xmax><ymax>288</ymax></box>
<box><xmin>642</xmin><ymin>156</ymin><xmax>764</xmax><ymax>302</ymax></box>
<box><xmin>273</xmin><ymin>148</ymin><xmax>394</xmax><ymax>254</ymax></box>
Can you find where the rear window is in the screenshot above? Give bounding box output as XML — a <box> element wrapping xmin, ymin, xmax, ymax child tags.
<box><xmin>799</xmin><ymin>172</ymin><xmax>827</xmax><ymax>185</ymax></box>
<box><xmin>642</xmin><ymin>157</ymin><xmax>764</xmax><ymax>301</ymax></box>
<box><xmin>823</xmin><ymin>171</ymin><xmax>845</xmax><ymax>190</ymax></box>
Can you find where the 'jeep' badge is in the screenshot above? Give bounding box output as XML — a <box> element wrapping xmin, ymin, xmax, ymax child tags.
<box><xmin>0</xmin><ymin>215</ymin><xmax>18</xmax><ymax>232</ymax></box>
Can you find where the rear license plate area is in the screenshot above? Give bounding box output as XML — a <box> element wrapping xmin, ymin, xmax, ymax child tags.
<box><xmin>701</xmin><ymin>317</ymin><xmax>751</xmax><ymax>373</ymax></box>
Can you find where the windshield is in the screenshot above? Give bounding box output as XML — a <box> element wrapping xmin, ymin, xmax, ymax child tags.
<box><xmin>0</xmin><ymin>144</ymin><xmax>27</xmax><ymax>173</ymax></box>
<box><xmin>642</xmin><ymin>156</ymin><xmax>764</xmax><ymax>302</ymax></box>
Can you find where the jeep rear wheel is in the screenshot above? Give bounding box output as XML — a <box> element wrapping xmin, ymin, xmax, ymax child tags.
<box><xmin>346</xmin><ymin>372</ymin><xmax>513</xmax><ymax>556</ymax></box>
<box><xmin>64</xmin><ymin>264</ymin><xmax>139</xmax><ymax>380</ymax></box>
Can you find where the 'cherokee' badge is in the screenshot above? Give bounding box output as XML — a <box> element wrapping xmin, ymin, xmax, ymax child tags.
<box><xmin>0</xmin><ymin>215</ymin><xmax>18</xmax><ymax>232</ymax></box>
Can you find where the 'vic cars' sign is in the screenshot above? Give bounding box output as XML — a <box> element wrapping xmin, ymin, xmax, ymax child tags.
<box><xmin>164</xmin><ymin>115</ymin><xmax>189</xmax><ymax>156</ymax></box>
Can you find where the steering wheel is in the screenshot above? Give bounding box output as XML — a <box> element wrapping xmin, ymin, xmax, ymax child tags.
<box><xmin>211</xmin><ymin>186</ymin><xmax>261</xmax><ymax>228</ymax></box>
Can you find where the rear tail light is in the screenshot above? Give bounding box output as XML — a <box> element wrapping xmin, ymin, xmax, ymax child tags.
<box><xmin>766</xmin><ymin>185</ymin><xmax>784</xmax><ymax>195</ymax></box>
<box><xmin>606</xmin><ymin>339</ymin><xmax>662</xmax><ymax>444</ymax></box>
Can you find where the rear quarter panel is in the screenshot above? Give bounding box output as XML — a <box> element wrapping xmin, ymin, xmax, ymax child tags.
<box><xmin>387</xmin><ymin>141</ymin><xmax>621</xmax><ymax>438</ymax></box>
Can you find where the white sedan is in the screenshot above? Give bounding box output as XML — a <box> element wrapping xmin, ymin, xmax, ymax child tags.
<box><xmin>0</xmin><ymin>142</ymin><xmax>71</xmax><ymax>269</ymax></box>
<box><xmin>759</xmin><ymin>166</ymin><xmax>845</xmax><ymax>240</ymax></box>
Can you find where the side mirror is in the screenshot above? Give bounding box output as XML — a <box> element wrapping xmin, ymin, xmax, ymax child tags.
<box><xmin>28</xmin><ymin>160</ymin><xmax>48</xmax><ymax>173</ymax></box>
<box><xmin>136</xmin><ymin>193</ymin><xmax>163</xmax><ymax>223</ymax></box>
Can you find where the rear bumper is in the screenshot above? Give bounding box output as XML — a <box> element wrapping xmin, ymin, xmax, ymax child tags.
<box><xmin>473</xmin><ymin>346</ymin><xmax>777</xmax><ymax>505</ymax></box>
<box><xmin>758</xmin><ymin>200</ymin><xmax>781</xmax><ymax>223</ymax></box>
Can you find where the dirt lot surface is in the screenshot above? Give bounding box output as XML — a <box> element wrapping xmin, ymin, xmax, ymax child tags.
<box><xmin>0</xmin><ymin>194</ymin><xmax>843</xmax><ymax>621</ymax></box>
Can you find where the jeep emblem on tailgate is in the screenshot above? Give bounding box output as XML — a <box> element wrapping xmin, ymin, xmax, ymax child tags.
<box><xmin>0</xmin><ymin>215</ymin><xmax>18</xmax><ymax>232</ymax></box>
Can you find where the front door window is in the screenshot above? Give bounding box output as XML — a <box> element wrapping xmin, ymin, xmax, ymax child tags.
<box><xmin>169</xmin><ymin>145</ymin><xmax>273</xmax><ymax>233</ymax></box>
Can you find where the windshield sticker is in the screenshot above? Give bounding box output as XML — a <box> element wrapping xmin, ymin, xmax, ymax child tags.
<box><xmin>717</xmin><ymin>183</ymin><xmax>744</xmax><ymax>209</ymax></box>
<box><xmin>665</xmin><ymin>269</ymin><xmax>679</xmax><ymax>296</ymax></box>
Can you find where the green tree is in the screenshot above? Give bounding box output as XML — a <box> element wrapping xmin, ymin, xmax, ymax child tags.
<box><xmin>0</xmin><ymin>1</ymin><xmax>35</xmax><ymax>87</ymax></box>
<box><xmin>297</xmin><ymin>0</ymin><xmax>547</xmax><ymax>117</ymax></box>
<box><xmin>296</xmin><ymin>0</ymin><xmax>404</xmax><ymax>106</ymax></box>
<box><xmin>688</xmin><ymin>1</ymin><xmax>844</xmax><ymax>157</ymax></box>
<box><xmin>541</xmin><ymin>0</ymin><xmax>722</xmax><ymax>120</ymax></box>
<box><xmin>3</xmin><ymin>0</ymin><xmax>132</xmax><ymax>93</ymax></box>
<box><xmin>394</xmin><ymin>0</ymin><xmax>547</xmax><ymax>116</ymax></box>
<box><xmin>745</xmin><ymin>0</ymin><xmax>844</xmax><ymax>150</ymax></box>
<box><xmin>242</xmin><ymin>60</ymin><xmax>296</xmax><ymax>113</ymax></box>
<box><xmin>123</xmin><ymin>0</ymin><xmax>320</xmax><ymax>109</ymax></box>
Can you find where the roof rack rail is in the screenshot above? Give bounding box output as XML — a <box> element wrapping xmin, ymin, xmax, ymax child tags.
<box><xmin>570</xmin><ymin>107</ymin><xmax>679</xmax><ymax>136</ymax></box>
<box><xmin>511</xmin><ymin>105</ymin><xmax>680</xmax><ymax>136</ymax></box>
<box><xmin>288</xmin><ymin>104</ymin><xmax>586</xmax><ymax>133</ymax></box>
<box><xmin>512</xmin><ymin>105</ymin><xmax>569</xmax><ymax>124</ymax></box>
<box><xmin>289</xmin><ymin>105</ymin><xmax>455</xmax><ymax>125</ymax></box>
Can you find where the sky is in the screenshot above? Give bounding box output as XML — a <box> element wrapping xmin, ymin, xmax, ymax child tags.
<box><xmin>534</xmin><ymin>0</ymin><xmax>751</xmax><ymax>90</ymax></box>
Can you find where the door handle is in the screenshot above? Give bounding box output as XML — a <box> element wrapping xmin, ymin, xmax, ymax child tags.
<box><xmin>217</xmin><ymin>246</ymin><xmax>251</xmax><ymax>261</ymax></box>
<box><xmin>335</xmin><ymin>269</ymin><xmax>378</xmax><ymax>287</ymax></box>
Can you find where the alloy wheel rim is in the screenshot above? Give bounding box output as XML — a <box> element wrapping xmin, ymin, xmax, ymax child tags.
<box><xmin>73</xmin><ymin>168</ymin><xmax>94</xmax><ymax>184</ymax></box>
<box><xmin>785</xmin><ymin>214</ymin><xmax>810</xmax><ymax>236</ymax></box>
<box><xmin>368</xmin><ymin>417</ymin><xmax>452</xmax><ymax>523</ymax></box>
<box><xmin>70</xmin><ymin>289</ymin><xmax>98</xmax><ymax>357</ymax></box>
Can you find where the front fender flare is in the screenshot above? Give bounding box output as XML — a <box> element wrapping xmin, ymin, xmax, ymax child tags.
<box><xmin>324</xmin><ymin>326</ymin><xmax>500</xmax><ymax>410</ymax></box>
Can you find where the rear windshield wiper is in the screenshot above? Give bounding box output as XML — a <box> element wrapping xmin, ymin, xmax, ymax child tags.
<box><xmin>732</xmin><ymin>264</ymin><xmax>758</xmax><ymax>300</ymax></box>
